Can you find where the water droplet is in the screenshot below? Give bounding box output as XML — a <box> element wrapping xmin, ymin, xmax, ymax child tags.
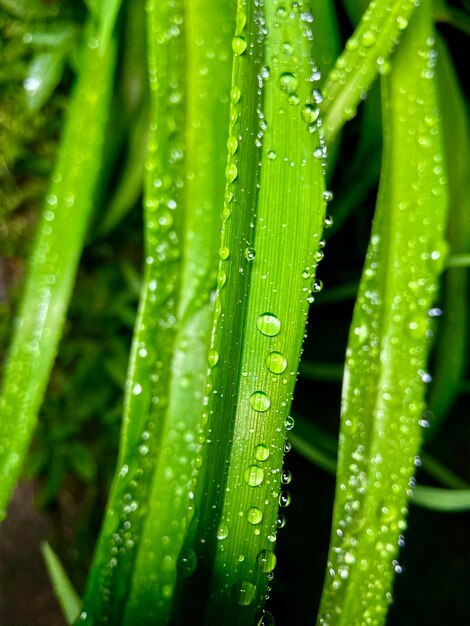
<box><xmin>284</xmin><ymin>416</ymin><xmax>294</xmax><ymax>431</ymax></box>
<box><xmin>250</xmin><ymin>391</ymin><xmax>271</xmax><ymax>412</ymax></box>
<box><xmin>279</xmin><ymin>491</ymin><xmax>291</xmax><ymax>507</ymax></box>
<box><xmin>267</xmin><ymin>150</ymin><xmax>277</xmax><ymax>160</ymax></box>
<box><xmin>324</xmin><ymin>215</ymin><xmax>334</xmax><ymax>228</ymax></box>
<box><xmin>255</xmin><ymin>443</ymin><xmax>270</xmax><ymax>462</ymax></box>
<box><xmin>245</xmin><ymin>247</ymin><xmax>256</xmax><ymax>261</ymax></box>
<box><xmin>276</xmin><ymin>514</ymin><xmax>286</xmax><ymax>529</ymax></box>
<box><xmin>247</xmin><ymin>506</ymin><xmax>263</xmax><ymax>525</ymax></box>
<box><xmin>301</xmin><ymin>104</ymin><xmax>320</xmax><ymax>124</ymax></box>
<box><xmin>217</xmin><ymin>523</ymin><xmax>229</xmax><ymax>540</ymax></box>
<box><xmin>232</xmin><ymin>36</ymin><xmax>247</xmax><ymax>56</ymax></box>
<box><xmin>178</xmin><ymin>549</ymin><xmax>197</xmax><ymax>577</ymax></box>
<box><xmin>231</xmin><ymin>86</ymin><xmax>241</xmax><ymax>102</ymax></box>
<box><xmin>361</xmin><ymin>30</ymin><xmax>376</xmax><ymax>47</ymax></box>
<box><xmin>323</xmin><ymin>190</ymin><xmax>334</xmax><ymax>203</ymax></box>
<box><xmin>312</xmin><ymin>279</ymin><xmax>323</xmax><ymax>293</ymax></box>
<box><xmin>266</xmin><ymin>352</ymin><xmax>287</xmax><ymax>374</ymax></box>
<box><xmin>132</xmin><ymin>383</ymin><xmax>142</xmax><ymax>395</ymax></box>
<box><xmin>219</xmin><ymin>246</ymin><xmax>230</xmax><ymax>260</ymax></box>
<box><xmin>227</xmin><ymin>136</ymin><xmax>238</xmax><ymax>155</ymax></box>
<box><xmin>232</xmin><ymin>580</ymin><xmax>257</xmax><ymax>606</ymax></box>
<box><xmin>256</xmin><ymin>313</ymin><xmax>281</xmax><ymax>336</ymax></box>
<box><xmin>226</xmin><ymin>163</ymin><xmax>238</xmax><ymax>183</ymax></box>
<box><xmin>208</xmin><ymin>349</ymin><xmax>219</xmax><ymax>368</ymax></box>
<box><xmin>256</xmin><ymin>549</ymin><xmax>277</xmax><ymax>573</ymax></box>
<box><xmin>281</xmin><ymin>470</ymin><xmax>292</xmax><ymax>485</ymax></box>
<box><xmin>244</xmin><ymin>465</ymin><xmax>265</xmax><ymax>486</ymax></box>
<box><xmin>279</xmin><ymin>72</ymin><xmax>299</xmax><ymax>94</ymax></box>
<box><xmin>396</xmin><ymin>15</ymin><xmax>408</xmax><ymax>30</ymax></box>
<box><xmin>406</xmin><ymin>316</ymin><xmax>427</xmax><ymax>339</ymax></box>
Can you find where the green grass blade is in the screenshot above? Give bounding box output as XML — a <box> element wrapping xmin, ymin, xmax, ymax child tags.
<box><xmin>78</xmin><ymin>1</ymin><xmax>233</xmax><ymax>623</ymax></box>
<box><xmin>0</xmin><ymin>31</ymin><xmax>116</xmax><ymax>521</ymax></box>
<box><xmin>176</xmin><ymin>1</ymin><xmax>326</xmax><ymax>623</ymax></box>
<box><xmin>427</xmin><ymin>35</ymin><xmax>470</xmax><ymax>430</ymax></box>
<box><xmin>41</xmin><ymin>542</ymin><xmax>81</xmax><ymax>625</ymax></box>
<box><xmin>411</xmin><ymin>487</ymin><xmax>470</xmax><ymax>512</ymax></box>
<box><xmin>321</xmin><ymin>0</ymin><xmax>418</xmax><ymax>144</ymax></box>
<box><xmin>317</xmin><ymin>2</ymin><xmax>449</xmax><ymax>624</ymax></box>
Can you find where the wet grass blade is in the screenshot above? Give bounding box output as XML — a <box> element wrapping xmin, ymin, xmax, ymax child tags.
<box><xmin>427</xmin><ymin>35</ymin><xmax>470</xmax><ymax>430</ymax></box>
<box><xmin>78</xmin><ymin>1</ymin><xmax>233</xmax><ymax>623</ymax></box>
<box><xmin>0</xmin><ymin>28</ymin><xmax>116</xmax><ymax>521</ymax></box>
<box><xmin>175</xmin><ymin>1</ymin><xmax>326</xmax><ymax>623</ymax></box>
<box><xmin>321</xmin><ymin>0</ymin><xmax>418</xmax><ymax>144</ymax></box>
<box><xmin>317</xmin><ymin>2</ymin><xmax>449</xmax><ymax>624</ymax></box>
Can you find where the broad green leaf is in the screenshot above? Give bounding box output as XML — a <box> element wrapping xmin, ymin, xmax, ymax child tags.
<box><xmin>0</xmin><ymin>33</ymin><xmax>116</xmax><ymax>521</ymax></box>
<box><xmin>41</xmin><ymin>542</ymin><xmax>81</xmax><ymax>625</ymax></box>
<box><xmin>175</xmin><ymin>1</ymin><xmax>326</xmax><ymax>623</ymax></box>
<box><xmin>321</xmin><ymin>0</ymin><xmax>418</xmax><ymax>144</ymax></box>
<box><xmin>317</xmin><ymin>2</ymin><xmax>449</xmax><ymax>624</ymax></box>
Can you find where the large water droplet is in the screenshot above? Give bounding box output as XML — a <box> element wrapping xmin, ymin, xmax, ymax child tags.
<box><xmin>279</xmin><ymin>72</ymin><xmax>299</xmax><ymax>94</ymax></box>
<box><xmin>217</xmin><ymin>523</ymin><xmax>229</xmax><ymax>540</ymax></box>
<box><xmin>245</xmin><ymin>247</ymin><xmax>256</xmax><ymax>261</ymax></box>
<box><xmin>266</xmin><ymin>351</ymin><xmax>287</xmax><ymax>374</ymax></box>
<box><xmin>256</xmin><ymin>313</ymin><xmax>281</xmax><ymax>336</ymax></box>
<box><xmin>208</xmin><ymin>349</ymin><xmax>219</xmax><ymax>368</ymax></box>
<box><xmin>250</xmin><ymin>391</ymin><xmax>271</xmax><ymax>412</ymax></box>
<box><xmin>255</xmin><ymin>443</ymin><xmax>270</xmax><ymax>462</ymax></box>
<box><xmin>232</xmin><ymin>36</ymin><xmax>247</xmax><ymax>55</ymax></box>
<box><xmin>246</xmin><ymin>506</ymin><xmax>263</xmax><ymax>525</ymax></box>
<box><xmin>226</xmin><ymin>163</ymin><xmax>238</xmax><ymax>183</ymax></box>
<box><xmin>279</xmin><ymin>491</ymin><xmax>291</xmax><ymax>507</ymax></box>
<box><xmin>244</xmin><ymin>465</ymin><xmax>265</xmax><ymax>486</ymax></box>
<box><xmin>219</xmin><ymin>246</ymin><xmax>230</xmax><ymax>260</ymax></box>
<box><xmin>301</xmin><ymin>103</ymin><xmax>320</xmax><ymax>124</ymax></box>
<box><xmin>232</xmin><ymin>580</ymin><xmax>257</xmax><ymax>606</ymax></box>
<box><xmin>256</xmin><ymin>549</ymin><xmax>277</xmax><ymax>573</ymax></box>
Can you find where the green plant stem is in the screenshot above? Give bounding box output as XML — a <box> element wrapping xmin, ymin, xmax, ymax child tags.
<box><xmin>317</xmin><ymin>2</ymin><xmax>448</xmax><ymax>624</ymax></box>
<box><xmin>0</xmin><ymin>28</ymin><xmax>116</xmax><ymax>521</ymax></box>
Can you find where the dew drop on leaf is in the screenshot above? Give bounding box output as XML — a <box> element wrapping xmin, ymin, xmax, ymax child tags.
<box><xmin>256</xmin><ymin>313</ymin><xmax>281</xmax><ymax>336</ymax></box>
<box><xmin>250</xmin><ymin>391</ymin><xmax>271</xmax><ymax>412</ymax></box>
<box><xmin>246</xmin><ymin>506</ymin><xmax>263</xmax><ymax>525</ymax></box>
<box><xmin>256</xmin><ymin>549</ymin><xmax>277</xmax><ymax>573</ymax></box>
<box><xmin>278</xmin><ymin>72</ymin><xmax>299</xmax><ymax>94</ymax></box>
<box><xmin>244</xmin><ymin>465</ymin><xmax>265</xmax><ymax>486</ymax></box>
<box><xmin>232</xmin><ymin>36</ymin><xmax>247</xmax><ymax>56</ymax></box>
<box><xmin>255</xmin><ymin>443</ymin><xmax>270</xmax><ymax>462</ymax></box>
<box><xmin>266</xmin><ymin>351</ymin><xmax>287</xmax><ymax>374</ymax></box>
<box><xmin>232</xmin><ymin>580</ymin><xmax>257</xmax><ymax>606</ymax></box>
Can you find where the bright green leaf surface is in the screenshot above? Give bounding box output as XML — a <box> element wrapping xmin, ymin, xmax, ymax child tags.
<box><xmin>42</xmin><ymin>542</ymin><xmax>81</xmax><ymax>625</ymax></box>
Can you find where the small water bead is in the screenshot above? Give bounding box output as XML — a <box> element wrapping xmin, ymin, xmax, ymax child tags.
<box><xmin>227</xmin><ymin>136</ymin><xmax>238</xmax><ymax>155</ymax></box>
<box><xmin>324</xmin><ymin>215</ymin><xmax>334</xmax><ymax>229</ymax></box>
<box><xmin>256</xmin><ymin>549</ymin><xmax>277</xmax><ymax>573</ymax></box>
<box><xmin>281</xmin><ymin>470</ymin><xmax>292</xmax><ymax>485</ymax></box>
<box><xmin>396</xmin><ymin>15</ymin><xmax>408</xmax><ymax>30</ymax></box>
<box><xmin>301</xmin><ymin>103</ymin><xmax>320</xmax><ymax>124</ymax></box>
<box><xmin>267</xmin><ymin>150</ymin><xmax>277</xmax><ymax>160</ymax></box>
<box><xmin>284</xmin><ymin>416</ymin><xmax>295</xmax><ymax>431</ymax></box>
<box><xmin>276</xmin><ymin>514</ymin><xmax>286</xmax><ymax>529</ymax></box>
<box><xmin>256</xmin><ymin>313</ymin><xmax>281</xmax><ymax>336</ymax></box>
<box><xmin>217</xmin><ymin>523</ymin><xmax>229</xmax><ymax>540</ymax></box>
<box><xmin>232</xmin><ymin>580</ymin><xmax>257</xmax><ymax>606</ymax></box>
<box><xmin>279</xmin><ymin>491</ymin><xmax>291</xmax><ymax>507</ymax></box>
<box><xmin>278</xmin><ymin>72</ymin><xmax>299</xmax><ymax>95</ymax></box>
<box><xmin>255</xmin><ymin>443</ymin><xmax>270</xmax><ymax>462</ymax></box>
<box><xmin>266</xmin><ymin>351</ymin><xmax>287</xmax><ymax>374</ymax></box>
<box><xmin>312</xmin><ymin>278</ymin><xmax>323</xmax><ymax>293</ymax></box>
<box><xmin>406</xmin><ymin>316</ymin><xmax>427</xmax><ymax>339</ymax></box>
<box><xmin>313</xmin><ymin>249</ymin><xmax>324</xmax><ymax>264</ymax></box>
<box><xmin>208</xmin><ymin>349</ymin><xmax>219</xmax><ymax>368</ymax></box>
<box><xmin>250</xmin><ymin>391</ymin><xmax>271</xmax><ymax>412</ymax></box>
<box><xmin>178</xmin><ymin>549</ymin><xmax>197</xmax><ymax>577</ymax></box>
<box><xmin>245</xmin><ymin>247</ymin><xmax>256</xmax><ymax>261</ymax></box>
<box><xmin>247</xmin><ymin>506</ymin><xmax>263</xmax><ymax>525</ymax></box>
<box><xmin>219</xmin><ymin>246</ymin><xmax>230</xmax><ymax>260</ymax></box>
<box><xmin>232</xmin><ymin>36</ymin><xmax>247</xmax><ymax>55</ymax></box>
<box><xmin>361</xmin><ymin>30</ymin><xmax>376</xmax><ymax>47</ymax></box>
<box><xmin>226</xmin><ymin>163</ymin><xmax>238</xmax><ymax>183</ymax></box>
<box><xmin>323</xmin><ymin>190</ymin><xmax>334</xmax><ymax>203</ymax></box>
